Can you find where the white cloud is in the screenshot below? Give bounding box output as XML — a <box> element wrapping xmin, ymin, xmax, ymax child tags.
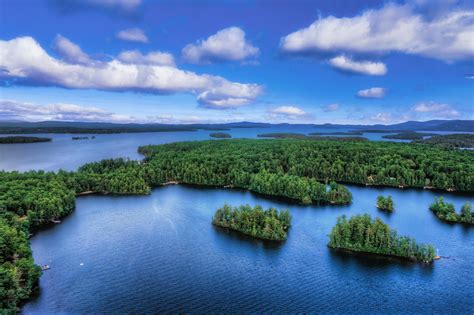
<box><xmin>0</xmin><ymin>36</ymin><xmax>262</xmax><ymax>108</ymax></box>
<box><xmin>329</xmin><ymin>55</ymin><xmax>387</xmax><ymax>76</ymax></box>
<box><xmin>85</xmin><ymin>0</ymin><xmax>141</xmax><ymax>11</ymax></box>
<box><xmin>0</xmin><ymin>100</ymin><xmax>137</xmax><ymax>122</ymax></box>
<box><xmin>357</xmin><ymin>87</ymin><xmax>386</xmax><ymax>99</ymax></box>
<box><xmin>280</xmin><ymin>3</ymin><xmax>474</xmax><ymax>62</ymax></box>
<box><xmin>182</xmin><ymin>27</ymin><xmax>259</xmax><ymax>64</ymax></box>
<box><xmin>370</xmin><ymin>112</ymin><xmax>393</xmax><ymax>123</ymax></box>
<box><xmin>54</xmin><ymin>35</ymin><xmax>95</xmax><ymax>66</ymax></box>
<box><xmin>411</xmin><ymin>101</ymin><xmax>460</xmax><ymax>117</ymax></box>
<box><xmin>270</xmin><ymin>106</ymin><xmax>306</xmax><ymax>116</ymax></box>
<box><xmin>117</xmin><ymin>50</ymin><xmax>175</xmax><ymax>67</ymax></box>
<box><xmin>324</xmin><ymin>103</ymin><xmax>339</xmax><ymax>112</ymax></box>
<box><xmin>116</xmin><ymin>28</ymin><xmax>148</xmax><ymax>43</ymax></box>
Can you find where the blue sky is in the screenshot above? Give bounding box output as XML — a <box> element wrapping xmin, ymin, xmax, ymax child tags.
<box><xmin>0</xmin><ymin>0</ymin><xmax>472</xmax><ymax>124</ymax></box>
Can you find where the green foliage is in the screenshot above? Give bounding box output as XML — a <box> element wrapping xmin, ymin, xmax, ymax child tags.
<box><xmin>209</xmin><ymin>133</ymin><xmax>232</xmax><ymax>139</ymax></box>
<box><xmin>430</xmin><ymin>197</ymin><xmax>473</xmax><ymax>224</ymax></box>
<box><xmin>328</xmin><ymin>214</ymin><xmax>436</xmax><ymax>262</ymax></box>
<box><xmin>413</xmin><ymin>134</ymin><xmax>474</xmax><ymax>149</ymax></box>
<box><xmin>139</xmin><ymin>139</ymin><xmax>474</xmax><ymax>192</ymax></box>
<box><xmin>376</xmin><ymin>195</ymin><xmax>394</xmax><ymax>211</ymax></box>
<box><xmin>212</xmin><ymin>204</ymin><xmax>291</xmax><ymax>241</ymax></box>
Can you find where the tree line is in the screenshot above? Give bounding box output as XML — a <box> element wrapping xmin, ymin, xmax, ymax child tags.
<box><xmin>328</xmin><ymin>214</ymin><xmax>436</xmax><ymax>262</ymax></box>
<box><xmin>212</xmin><ymin>204</ymin><xmax>291</xmax><ymax>241</ymax></box>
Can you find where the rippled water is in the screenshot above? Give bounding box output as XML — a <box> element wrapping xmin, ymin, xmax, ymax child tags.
<box><xmin>24</xmin><ymin>185</ymin><xmax>474</xmax><ymax>314</ymax></box>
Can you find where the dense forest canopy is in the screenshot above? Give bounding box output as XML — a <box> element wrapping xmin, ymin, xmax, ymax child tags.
<box><xmin>212</xmin><ymin>204</ymin><xmax>291</xmax><ymax>241</ymax></box>
<box><xmin>413</xmin><ymin>134</ymin><xmax>474</xmax><ymax>149</ymax></box>
<box><xmin>328</xmin><ymin>214</ymin><xmax>436</xmax><ymax>262</ymax></box>
<box><xmin>140</xmin><ymin>139</ymin><xmax>474</xmax><ymax>192</ymax></box>
<box><xmin>0</xmin><ymin>136</ymin><xmax>52</xmax><ymax>144</ymax></box>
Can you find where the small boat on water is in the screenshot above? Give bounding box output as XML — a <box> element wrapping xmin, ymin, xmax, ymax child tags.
<box><xmin>41</xmin><ymin>265</ymin><xmax>51</xmax><ymax>271</ymax></box>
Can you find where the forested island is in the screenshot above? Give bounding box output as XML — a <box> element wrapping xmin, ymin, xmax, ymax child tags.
<box><xmin>377</xmin><ymin>195</ymin><xmax>394</xmax><ymax>211</ymax></box>
<box><xmin>0</xmin><ymin>136</ymin><xmax>52</xmax><ymax>144</ymax></box>
<box><xmin>382</xmin><ymin>132</ymin><xmax>437</xmax><ymax>140</ymax></box>
<box><xmin>328</xmin><ymin>214</ymin><xmax>436</xmax><ymax>262</ymax></box>
<box><xmin>257</xmin><ymin>133</ymin><xmax>368</xmax><ymax>142</ymax></box>
<box><xmin>309</xmin><ymin>131</ymin><xmax>363</xmax><ymax>136</ymax></box>
<box><xmin>1</xmin><ymin>138</ymin><xmax>473</xmax><ymax>311</ymax></box>
<box><xmin>429</xmin><ymin>198</ymin><xmax>473</xmax><ymax>224</ymax></box>
<box><xmin>413</xmin><ymin>134</ymin><xmax>474</xmax><ymax>148</ymax></box>
<box><xmin>209</xmin><ymin>133</ymin><xmax>232</xmax><ymax>139</ymax></box>
<box><xmin>212</xmin><ymin>204</ymin><xmax>291</xmax><ymax>241</ymax></box>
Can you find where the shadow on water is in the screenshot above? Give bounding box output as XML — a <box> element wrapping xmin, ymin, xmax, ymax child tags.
<box><xmin>212</xmin><ymin>225</ymin><xmax>286</xmax><ymax>252</ymax></box>
<box><xmin>328</xmin><ymin>247</ymin><xmax>435</xmax><ymax>272</ymax></box>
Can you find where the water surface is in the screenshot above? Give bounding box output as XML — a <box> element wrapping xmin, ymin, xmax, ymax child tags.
<box><xmin>24</xmin><ymin>185</ymin><xmax>474</xmax><ymax>314</ymax></box>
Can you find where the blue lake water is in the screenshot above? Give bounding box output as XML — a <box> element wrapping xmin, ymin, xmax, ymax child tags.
<box><xmin>1</xmin><ymin>127</ymin><xmax>472</xmax><ymax>313</ymax></box>
<box><xmin>23</xmin><ymin>184</ymin><xmax>473</xmax><ymax>314</ymax></box>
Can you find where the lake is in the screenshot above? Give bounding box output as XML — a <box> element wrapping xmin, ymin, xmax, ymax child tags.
<box><xmin>23</xmin><ymin>184</ymin><xmax>473</xmax><ymax>313</ymax></box>
<box><xmin>0</xmin><ymin>126</ymin><xmax>461</xmax><ymax>172</ymax></box>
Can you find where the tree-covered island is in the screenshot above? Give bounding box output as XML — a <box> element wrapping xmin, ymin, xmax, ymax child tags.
<box><xmin>376</xmin><ymin>195</ymin><xmax>395</xmax><ymax>211</ymax></box>
<box><xmin>209</xmin><ymin>132</ymin><xmax>232</xmax><ymax>138</ymax></box>
<box><xmin>429</xmin><ymin>197</ymin><xmax>473</xmax><ymax>224</ymax></box>
<box><xmin>1</xmin><ymin>138</ymin><xmax>473</xmax><ymax>311</ymax></box>
<box><xmin>328</xmin><ymin>214</ymin><xmax>436</xmax><ymax>262</ymax></box>
<box><xmin>0</xmin><ymin>136</ymin><xmax>52</xmax><ymax>144</ymax></box>
<box><xmin>212</xmin><ymin>204</ymin><xmax>291</xmax><ymax>241</ymax></box>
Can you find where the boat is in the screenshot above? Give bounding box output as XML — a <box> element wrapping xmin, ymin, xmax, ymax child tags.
<box><xmin>41</xmin><ymin>265</ymin><xmax>51</xmax><ymax>271</ymax></box>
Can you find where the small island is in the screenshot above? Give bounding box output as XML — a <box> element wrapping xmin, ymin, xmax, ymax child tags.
<box><xmin>328</xmin><ymin>214</ymin><xmax>436</xmax><ymax>262</ymax></box>
<box><xmin>309</xmin><ymin>131</ymin><xmax>363</xmax><ymax>136</ymax></box>
<box><xmin>382</xmin><ymin>132</ymin><xmax>437</xmax><ymax>140</ymax></box>
<box><xmin>209</xmin><ymin>132</ymin><xmax>232</xmax><ymax>139</ymax></box>
<box><xmin>72</xmin><ymin>136</ymin><xmax>95</xmax><ymax>140</ymax></box>
<box><xmin>429</xmin><ymin>197</ymin><xmax>473</xmax><ymax>224</ymax></box>
<box><xmin>0</xmin><ymin>136</ymin><xmax>52</xmax><ymax>144</ymax></box>
<box><xmin>376</xmin><ymin>195</ymin><xmax>394</xmax><ymax>211</ymax></box>
<box><xmin>212</xmin><ymin>204</ymin><xmax>291</xmax><ymax>241</ymax></box>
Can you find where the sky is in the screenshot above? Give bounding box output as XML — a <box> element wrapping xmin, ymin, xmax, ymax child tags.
<box><xmin>0</xmin><ymin>0</ymin><xmax>473</xmax><ymax>125</ymax></box>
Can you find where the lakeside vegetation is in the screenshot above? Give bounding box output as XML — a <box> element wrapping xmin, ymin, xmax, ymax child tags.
<box><xmin>257</xmin><ymin>133</ymin><xmax>368</xmax><ymax>142</ymax></box>
<box><xmin>140</xmin><ymin>139</ymin><xmax>473</xmax><ymax>192</ymax></box>
<box><xmin>376</xmin><ymin>195</ymin><xmax>394</xmax><ymax>211</ymax></box>
<box><xmin>209</xmin><ymin>133</ymin><xmax>232</xmax><ymax>139</ymax></box>
<box><xmin>413</xmin><ymin>134</ymin><xmax>474</xmax><ymax>149</ymax></box>
<box><xmin>429</xmin><ymin>197</ymin><xmax>473</xmax><ymax>224</ymax></box>
<box><xmin>328</xmin><ymin>214</ymin><xmax>436</xmax><ymax>262</ymax></box>
<box><xmin>0</xmin><ymin>136</ymin><xmax>52</xmax><ymax>144</ymax></box>
<box><xmin>309</xmin><ymin>131</ymin><xmax>363</xmax><ymax>136</ymax></box>
<box><xmin>212</xmin><ymin>204</ymin><xmax>291</xmax><ymax>241</ymax></box>
<box><xmin>382</xmin><ymin>132</ymin><xmax>437</xmax><ymax>140</ymax></box>
<box><xmin>1</xmin><ymin>138</ymin><xmax>473</xmax><ymax>311</ymax></box>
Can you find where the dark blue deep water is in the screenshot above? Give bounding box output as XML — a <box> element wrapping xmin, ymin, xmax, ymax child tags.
<box><xmin>23</xmin><ymin>185</ymin><xmax>473</xmax><ymax>314</ymax></box>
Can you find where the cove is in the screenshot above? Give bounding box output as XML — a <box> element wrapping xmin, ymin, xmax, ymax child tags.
<box><xmin>24</xmin><ymin>184</ymin><xmax>473</xmax><ymax>314</ymax></box>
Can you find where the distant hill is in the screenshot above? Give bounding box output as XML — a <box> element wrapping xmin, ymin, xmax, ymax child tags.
<box><xmin>0</xmin><ymin>119</ymin><xmax>472</xmax><ymax>134</ymax></box>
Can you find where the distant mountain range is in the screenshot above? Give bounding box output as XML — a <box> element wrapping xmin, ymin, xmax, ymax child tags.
<box><xmin>0</xmin><ymin>119</ymin><xmax>472</xmax><ymax>134</ymax></box>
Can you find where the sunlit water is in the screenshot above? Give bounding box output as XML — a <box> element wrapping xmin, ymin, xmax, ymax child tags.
<box><xmin>23</xmin><ymin>185</ymin><xmax>473</xmax><ymax>314</ymax></box>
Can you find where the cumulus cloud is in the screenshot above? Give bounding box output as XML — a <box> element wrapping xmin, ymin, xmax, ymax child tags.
<box><xmin>411</xmin><ymin>101</ymin><xmax>460</xmax><ymax>118</ymax></box>
<box><xmin>269</xmin><ymin>106</ymin><xmax>306</xmax><ymax>117</ymax></box>
<box><xmin>0</xmin><ymin>36</ymin><xmax>262</xmax><ymax>109</ymax></box>
<box><xmin>356</xmin><ymin>87</ymin><xmax>386</xmax><ymax>99</ymax></box>
<box><xmin>329</xmin><ymin>55</ymin><xmax>387</xmax><ymax>76</ymax></box>
<box><xmin>116</xmin><ymin>28</ymin><xmax>148</xmax><ymax>43</ymax></box>
<box><xmin>54</xmin><ymin>35</ymin><xmax>94</xmax><ymax>66</ymax></box>
<box><xmin>117</xmin><ymin>50</ymin><xmax>175</xmax><ymax>67</ymax></box>
<box><xmin>280</xmin><ymin>3</ymin><xmax>474</xmax><ymax>62</ymax></box>
<box><xmin>182</xmin><ymin>27</ymin><xmax>259</xmax><ymax>64</ymax></box>
<box><xmin>324</xmin><ymin>103</ymin><xmax>340</xmax><ymax>112</ymax></box>
<box><xmin>0</xmin><ymin>100</ymin><xmax>137</xmax><ymax>122</ymax></box>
